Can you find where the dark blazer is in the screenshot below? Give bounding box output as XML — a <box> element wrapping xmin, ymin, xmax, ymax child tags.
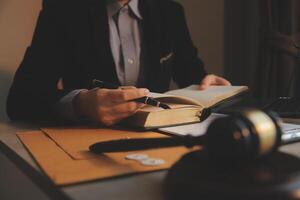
<box><xmin>7</xmin><ymin>0</ymin><xmax>207</xmax><ymax>121</ymax></box>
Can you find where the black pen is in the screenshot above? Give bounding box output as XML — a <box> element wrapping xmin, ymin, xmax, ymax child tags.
<box><xmin>91</xmin><ymin>80</ymin><xmax>171</xmax><ymax>109</ymax></box>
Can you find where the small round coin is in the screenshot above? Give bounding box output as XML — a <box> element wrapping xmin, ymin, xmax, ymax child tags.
<box><xmin>125</xmin><ymin>154</ymin><xmax>149</xmax><ymax>161</ymax></box>
<box><xmin>141</xmin><ymin>158</ymin><xmax>165</xmax><ymax>166</ymax></box>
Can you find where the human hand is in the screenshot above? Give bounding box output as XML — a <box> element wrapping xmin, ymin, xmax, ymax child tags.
<box><xmin>199</xmin><ymin>74</ymin><xmax>231</xmax><ymax>90</ymax></box>
<box><xmin>74</xmin><ymin>87</ymin><xmax>149</xmax><ymax>126</ymax></box>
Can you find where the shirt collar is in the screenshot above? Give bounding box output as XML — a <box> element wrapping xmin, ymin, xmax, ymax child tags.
<box><xmin>107</xmin><ymin>0</ymin><xmax>142</xmax><ymax>20</ymax></box>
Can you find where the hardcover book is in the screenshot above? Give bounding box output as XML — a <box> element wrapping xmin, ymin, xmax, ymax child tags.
<box><xmin>125</xmin><ymin>85</ymin><xmax>248</xmax><ymax>129</ymax></box>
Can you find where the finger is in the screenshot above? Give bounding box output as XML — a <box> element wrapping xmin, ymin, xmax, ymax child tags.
<box><xmin>214</xmin><ymin>77</ymin><xmax>231</xmax><ymax>86</ymax></box>
<box><xmin>94</xmin><ymin>88</ymin><xmax>121</xmax><ymax>105</ymax></box>
<box><xmin>104</xmin><ymin>88</ymin><xmax>150</xmax><ymax>104</ymax></box>
<box><xmin>199</xmin><ymin>84</ymin><xmax>208</xmax><ymax>90</ymax></box>
<box><xmin>199</xmin><ymin>75</ymin><xmax>231</xmax><ymax>90</ymax></box>
<box><xmin>199</xmin><ymin>81</ymin><xmax>210</xmax><ymax>90</ymax></box>
<box><xmin>199</xmin><ymin>75</ymin><xmax>214</xmax><ymax>90</ymax></box>
<box><xmin>100</xmin><ymin>111</ymin><xmax>136</xmax><ymax>126</ymax></box>
<box><xmin>119</xmin><ymin>86</ymin><xmax>137</xmax><ymax>90</ymax></box>
<box><xmin>108</xmin><ymin>101</ymin><xmax>144</xmax><ymax>115</ymax></box>
<box><xmin>98</xmin><ymin>102</ymin><xmax>144</xmax><ymax>125</ymax></box>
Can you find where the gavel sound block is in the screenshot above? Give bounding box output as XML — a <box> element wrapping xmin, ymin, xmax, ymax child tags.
<box><xmin>90</xmin><ymin>109</ymin><xmax>300</xmax><ymax>200</ymax></box>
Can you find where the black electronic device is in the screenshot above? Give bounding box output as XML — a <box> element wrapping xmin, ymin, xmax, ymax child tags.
<box><xmin>263</xmin><ymin>40</ymin><xmax>300</xmax><ymax>113</ymax></box>
<box><xmin>246</xmin><ymin>41</ymin><xmax>300</xmax><ymax>117</ymax></box>
<box><xmin>90</xmin><ymin>109</ymin><xmax>290</xmax><ymax>160</ymax></box>
<box><xmin>263</xmin><ymin>97</ymin><xmax>300</xmax><ymax>118</ymax></box>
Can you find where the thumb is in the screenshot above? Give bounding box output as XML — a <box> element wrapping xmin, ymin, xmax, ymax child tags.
<box><xmin>199</xmin><ymin>82</ymin><xmax>209</xmax><ymax>90</ymax></box>
<box><xmin>214</xmin><ymin>77</ymin><xmax>231</xmax><ymax>86</ymax></box>
<box><xmin>199</xmin><ymin>75</ymin><xmax>214</xmax><ymax>90</ymax></box>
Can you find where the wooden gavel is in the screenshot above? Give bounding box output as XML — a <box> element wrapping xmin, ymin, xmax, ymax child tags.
<box><xmin>89</xmin><ymin>109</ymin><xmax>295</xmax><ymax>159</ymax></box>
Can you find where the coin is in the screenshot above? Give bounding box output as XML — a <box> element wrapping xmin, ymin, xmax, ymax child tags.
<box><xmin>125</xmin><ymin>154</ymin><xmax>149</xmax><ymax>161</ymax></box>
<box><xmin>141</xmin><ymin>158</ymin><xmax>165</xmax><ymax>166</ymax></box>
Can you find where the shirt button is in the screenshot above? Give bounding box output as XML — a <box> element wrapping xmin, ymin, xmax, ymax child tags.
<box><xmin>128</xmin><ymin>58</ymin><xmax>134</xmax><ymax>64</ymax></box>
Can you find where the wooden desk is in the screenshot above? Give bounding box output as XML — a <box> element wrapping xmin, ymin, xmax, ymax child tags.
<box><xmin>0</xmin><ymin>121</ymin><xmax>165</xmax><ymax>200</ymax></box>
<box><xmin>2</xmin><ymin>121</ymin><xmax>300</xmax><ymax>200</ymax></box>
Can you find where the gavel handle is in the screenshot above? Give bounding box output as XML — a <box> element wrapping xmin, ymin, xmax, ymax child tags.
<box><xmin>89</xmin><ymin>135</ymin><xmax>204</xmax><ymax>154</ymax></box>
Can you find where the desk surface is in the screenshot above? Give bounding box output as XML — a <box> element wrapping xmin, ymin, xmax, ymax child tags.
<box><xmin>0</xmin><ymin>122</ymin><xmax>165</xmax><ymax>200</ymax></box>
<box><xmin>1</xmin><ymin>121</ymin><xmax>300</xmax><ymax>200</ymax></box>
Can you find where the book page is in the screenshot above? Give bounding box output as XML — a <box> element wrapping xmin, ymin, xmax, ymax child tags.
<box><xmin>165</xmin><ymin>85</ymin><xmax>248</xmax><ymax>107</ymax></box>
<box><xmin>148</xmin><ymin>92</ymin><xmax>171</xmax><ymax>98</ymax></box>
<box><xmin>148</xmin><ymin>92</ymin><xmax>204</xmax><ymax>107</ymax></box>
<box><xmin>140</xmin><ymin>103</ymin><xmax>198</xmax><ymax>113</ymax></box>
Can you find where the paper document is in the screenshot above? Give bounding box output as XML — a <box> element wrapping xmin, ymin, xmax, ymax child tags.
<box><xmin>159</xmin><ymin>113</ymin><xmax>226</xmax><ymax>137</ymax></box>
<box><xmin>159</xmin><ymin>113</ymin><xmax>300</xmax><ymax>141</ymax></box>
<box><xmin>18</xmin><ymin>128</ymin><xmax>191</xmax><ymax>185</ymax></box>
<box><xmin>281</xmin><ymin>123</ymin><xmax>300</xmax><ymax>143</ymax></box>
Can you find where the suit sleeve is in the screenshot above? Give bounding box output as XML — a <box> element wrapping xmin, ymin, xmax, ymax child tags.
<box><xmin>170</xmin><ymin>3</ymin><xmax>207</xmax><ymax>88</ymax></box>
<box><xmin>6</xmin><ymin>5</ymin><xmax>71</xmax><ymax>121</ymax></box>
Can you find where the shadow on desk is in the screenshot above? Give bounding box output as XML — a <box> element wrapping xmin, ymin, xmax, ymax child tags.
<box><xmin>164</xmin><ymin>150</ymin><xmax>300</xmax><ymax>200</ymax></box>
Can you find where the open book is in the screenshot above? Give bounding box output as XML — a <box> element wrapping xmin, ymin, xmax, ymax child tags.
<box><xmin>124</xmin><ymin>85</ymin><xmax>248</xmax><ymax>129</ymax></box>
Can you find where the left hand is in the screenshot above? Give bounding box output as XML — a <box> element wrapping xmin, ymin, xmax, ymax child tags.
<box><xmin>199</xmin><ymin>74</ymin><xmax>231</xmax><ymax>90</ymax></box>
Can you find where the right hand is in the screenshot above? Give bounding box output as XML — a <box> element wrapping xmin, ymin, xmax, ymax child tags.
<box><xmin>74</xmin><ymin>87</ymin><xmax>149</xmax><ymax>126</ymax></box>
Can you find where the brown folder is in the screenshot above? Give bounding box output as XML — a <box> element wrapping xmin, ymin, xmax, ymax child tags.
<box><xmin>18</xmin><ymin>128</ymin><xmax>193</xmax><ymax>185</ymax></box>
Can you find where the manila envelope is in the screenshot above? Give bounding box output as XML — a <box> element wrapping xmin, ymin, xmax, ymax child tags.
<box><xmin>18</xmin><ymin>127</ymin><xmax>193</xmax><ymax>186</ymax></box>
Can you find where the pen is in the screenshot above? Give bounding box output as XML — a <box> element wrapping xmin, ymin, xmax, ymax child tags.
<box><xmin>91</xmin><ymin>79</ymin><xmax>171</xmax><ymax>109</ymax></box>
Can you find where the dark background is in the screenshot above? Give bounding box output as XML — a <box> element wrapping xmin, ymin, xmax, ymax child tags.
<box><xmin>0</xmin><ymin>0</ymin><xmax>261</xmax><ymax>120</ymax></box>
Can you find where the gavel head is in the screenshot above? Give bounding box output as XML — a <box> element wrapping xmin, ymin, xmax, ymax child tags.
<box><xmin>205</xmin><ymin>109</ymin><xmax>283</xmax><ymax>160</ymax></box>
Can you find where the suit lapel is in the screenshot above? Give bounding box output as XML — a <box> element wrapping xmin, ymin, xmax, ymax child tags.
<box><xmin>88</xmin><ymin>0</ymin><xmax>120</xmax><ymax>85</ymax></box>
<box><xmin>86</xmin><ymin>0</ymin><xmax>163</xmax><ymax>88</ymax></box>
<box><xmin>139</xmin><ymin>0</ymin><xmax>164</xmax><ymax>90</ymax></box>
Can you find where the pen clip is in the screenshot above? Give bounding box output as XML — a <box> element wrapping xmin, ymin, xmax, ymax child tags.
<box><xmin>92</xmin><ymin>79</ymin><xmax>104</xmax><ymax>87</ymax></box>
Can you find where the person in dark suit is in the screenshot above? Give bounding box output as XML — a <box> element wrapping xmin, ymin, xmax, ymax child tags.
<box><xmin>7</xmin><ymin>0</ymin><xmax>230</xmax><ymax>125</ymax></box>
